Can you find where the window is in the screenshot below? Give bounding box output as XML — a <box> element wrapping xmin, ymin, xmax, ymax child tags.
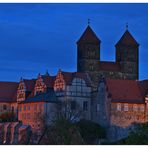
<box><xmin>133</xmin><ymin>104</ymin><xmax>138</xmax><ymax>111</ymax></box>
<box><xmin>140</xmin><ymin>105</ymin><xmax>144</xmax><ymax>112</ymax></box>
<box><xmin>34</xmin><ymin>104</ymin><xmax>37</xmax><ymax>110</ymax></box>
<box><xmin>97</xmin><ymin>104</ymin><xmax>100</xmax><ymax>111</ymax></box>
<box><xmin>23</xmin><ymin>113</ymin><xmax>26</xmax><ymax>120</ymax></box>
<box><xmin>24</xmin><ymin>105</ymin><xmax>26</xmax><ymax>111</ymax></box>
<box><xmin>83</xmin><ymin>101</ymin><xmax>88</xmax><ymax>111</ymax></box>
<box><xmin>71</xmin><ymin>101</ymin><xmax>76</xmax><ymax>110</ymax></box>
<box><xmin>117</xmin><ymin>103</ymin><xmax>121</xmax><ymax>111</ymax></box>
<box><xmin>27</xmin><ymin>113</ymin><xmax>30</xmax><ymax>119</ymax></box>
<box><xmin>27</xmin><ymin>105</ymin><xmax>30</xmax><ymax>111</ymax></box>
<box><xmin>124</xmin><ymin>104</ymin><xmax>128</xmax><ymax>111</ymax></box>
<box><xmin>3</xmin><ymin>105</ymin><xmax>7</xmax><ymax>110</ymax></box>
<box><xmin>12</xmin><ymin>107</ymin><xmax>14</xmax><ymax>113</ymax></box>
<box><xmin>19</xmin><ymin>106</ymin><xmax>22</xmax><ymax>111</ymax></box>
<box><xmin>39</xmin><ymin>104</ymin><xmax>42</xmax><ymax>111</ymax></box>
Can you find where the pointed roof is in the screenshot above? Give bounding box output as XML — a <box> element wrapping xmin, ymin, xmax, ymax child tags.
<box><xmin>116</xmin><ymin>30</ymin><xmax>139</xmax><ymax>47</ymax></box>
<box><xmin>77</xmin><ymin>25</ymin><xmax>101</xmax><ymax>44</ymax></box>
<box><xmin>0</xmin><ymin>82</ymin><xmax>18</xmax><ymax>102</ymax></box>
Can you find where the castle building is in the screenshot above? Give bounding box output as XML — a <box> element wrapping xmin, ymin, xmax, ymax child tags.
<box><xmin>0</xmin><ymin>24</ymin><xmax>147</xmax><ymax>144</ymax></box>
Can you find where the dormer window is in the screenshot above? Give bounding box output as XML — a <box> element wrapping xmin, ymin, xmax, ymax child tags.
<box><xmin>17</xmin><ymin>79</ymin><xmax>26</xmax><ymax>102</ymax></box>
<box><xmin>34</xmin><ymin>75</ymin><xmax>46</xmax><ymax>95</ymax></box>
<box><xmin>54</xmin><ymin>70</ymin><xmax>65</xmax><ymax>92</ymax></box>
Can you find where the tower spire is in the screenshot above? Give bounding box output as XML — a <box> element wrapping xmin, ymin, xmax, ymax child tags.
<box><xmin>88</xmin><ymin>18</ymin><xmax>90</xmax><ymax>25</ymax></box>
<box><xmin>126</xmin><ymin>22</ymin><xmax>128</xmax><ymax>30</ymax></box>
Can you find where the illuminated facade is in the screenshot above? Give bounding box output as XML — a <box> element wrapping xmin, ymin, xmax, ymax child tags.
<box><xmin>0</xmin><ymin>25</ymin><xmax>148</xmax><ymax>144</ymax></box>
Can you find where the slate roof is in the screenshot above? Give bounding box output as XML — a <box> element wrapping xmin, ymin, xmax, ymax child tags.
<box><xmin>0</xmin><ymin>82</ymin><xmax>18</xmax><ymax>102</ymax></box>
<box><xmin>100</xmin><ymin>61</ymin><xmax>120</xmax><ymax>72</ymax></box>
<box><xmin>115</xmin><ymin>30</ymin><xmax>139</xmax><ymax>47</ymax></box>
<box><xmin>106</xmin><ymin>79</ymin><xmax>145</xmax><ymax>104</ymax></box>
<box><xmin>77</xmin><ymin>25</ymin><xmax>101</xmax><ymax>44</ymax></box>
<box><xmin>21</xmin><ymin>88</ymin><xmax>57</xmax><ymax>103</ymax></box>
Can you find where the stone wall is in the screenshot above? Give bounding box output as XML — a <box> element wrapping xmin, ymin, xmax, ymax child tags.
<box><xmin>0</xmin><ymin>122</ymin><xmax>31</xmax><ymax>144</ymax></box>
<box><xmin>110</xmin><ymin>103</ymin><xmax>146</xmax><ymax>127</ymax></box>
<box><xmin>0</xmin><ymin>123</ymin><xmax>4</xmax><ymax>144</ymax></box>
<box><xmin>18</xmin><ymin>102</ymin><xmax>45</xmax><ymax>133</ymax></box>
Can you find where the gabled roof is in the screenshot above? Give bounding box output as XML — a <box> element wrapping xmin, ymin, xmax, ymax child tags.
<box><xmin>21</xmin><ymin>88</ymin><xmax>57</xmax><ymax>103</ymax></box>
<box><xmin>100</xmin><ymin>61</ymin><xmax>120</xmax><ymax>72</ymax></box>
<box><xmin>106</xmin><ymin>79</ymin><xmax>144</xmax><ymax>104</ymax></box>
<box><xmin>115</xmin><ymin>30</ymin><xmax>139</xmax><ymax>47</ymax></box>
<box><xmin>61</xmin><ymin>71</ymin><xmax>92</xmax><ymax>87</ymax></box>
<box><xmin>77</xmin><ymin>25</ymin><xmax>101</xmax><ymax>44</ymax></box>
<box><xmin>0</xmin><ymin>82</ymin><xmax>18</xmax><ymax>102</ymax></box>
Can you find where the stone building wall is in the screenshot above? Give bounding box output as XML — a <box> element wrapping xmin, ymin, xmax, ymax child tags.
<box><xmin>110</xmin><ymin>103</ymin><xmax>146</xmax><ymax>127</ymax></box>
<box><xmin>18</xmin><ymin>102</ymin><xmax>45</xmax><ymax>133</ymax></box>
<box><xmin>0</xmin><ymin>103</ymin><xmax>11</xmax><ymax>114</ymax></box>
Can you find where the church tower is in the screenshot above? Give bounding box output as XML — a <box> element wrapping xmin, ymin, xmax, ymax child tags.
<box><xmin>115</xmin><ymin>26</ymin><xmax>139</xmax><ymax>80</ymax></box>
<box><xmin>77</xmin><ymin>25</ymin><xmax>101</xmax><ymax>73</ymax></box>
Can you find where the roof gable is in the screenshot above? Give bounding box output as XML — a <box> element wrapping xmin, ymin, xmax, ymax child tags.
<box><xmin>61</xmin><ymin>71</ymin><xmax>92</xmax><ymax>87</ymax></box>
<box><xmin>116</xmin><ymin>30</ymin><xmax>139</xmax><ymax>47</ymax></box>
<box><xmin>77</xmin><ymin>25</ymin><xmax>101</xmax><ymax>44</ymax></box>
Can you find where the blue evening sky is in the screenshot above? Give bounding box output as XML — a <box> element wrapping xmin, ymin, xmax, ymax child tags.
<box><xmin>0</xmin><ymin>3</ymin><xmax>147</xmax><ymax>82</ymax></box>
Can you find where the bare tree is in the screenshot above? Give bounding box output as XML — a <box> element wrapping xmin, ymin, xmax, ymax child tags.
<box><xmin>55</xmin><ymin>100</ymin><xmax>84</xmax><ymax>123</ymax></box>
